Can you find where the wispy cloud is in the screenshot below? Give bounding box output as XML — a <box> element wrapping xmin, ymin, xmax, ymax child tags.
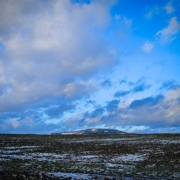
<box><xmin>145</xmin><ymin>1</ymin><xmax>175</xmax><ymax>20</ymax></box>
<box><xmin>141</xmin><ymin>41</ymin><xmax>154</xmax><ymax>53</ymax></box>
<box><xmin>120</xmin><ymin>80</ymin><xmax>126</xmax><ymax>84</ymax></box>
<box><xmin>156</xmin><ymin>17</ymin><xmax>180</xmax><ymax>43</ymax></box>
<box><xmin>132</xmin><ymin>83</ymin><xmax>151</xmax><ymax>93</ymax></box>
<box><xmin>101</xmin><ymin>79</ymin><xmax>112</xmax><ymax>87</ymax></box>
<box><xmin>106</xmin><ymin>100</ymin><xmax>119</xmax><ymax>112</ymax></box>
<box><xmin>114</xmin><ymin>80</ymin><xmax>151</xmax><ymax>98</ymax></box>
<box><xmin>45</xmin><ymin>103</ymin><xmax>76</xmax><ymax>117</ymax></box>
<box><xmin>129</xmin><ymin>95</ymin><xmax>164</xmax><ymax>109</ymax></box>
<box><xmin>114</xmin><ymin>90</ymin><xmax>130</xmax><ymax>98</ymax></box>
<box><xmin>145</xmin><ymin>6</ymin><xmax>159</xmax><ymax>19</ymax></box>
<box><xmin>165</xmin><ymin>2</ymin><xmax>175</xmax><ymax>14</ymax></box>
<box><xmin>160</xmin><ymin>80</ymin><xmax>180</xmax><ymax>90</ymax></box>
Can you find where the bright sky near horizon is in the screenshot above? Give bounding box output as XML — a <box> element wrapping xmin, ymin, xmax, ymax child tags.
<box><xmin>0</xmin><ymin>0</ymin><xmax>180</xmax><ymax>134</ymax></box>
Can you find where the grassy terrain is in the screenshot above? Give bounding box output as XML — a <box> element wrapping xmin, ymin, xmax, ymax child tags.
<box><xmin>0</xmin><ymin>134</ymin><xmax>180</xmax><ymax>179</ymax></box>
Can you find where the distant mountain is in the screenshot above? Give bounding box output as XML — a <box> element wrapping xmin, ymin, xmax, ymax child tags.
<box><xmin>52</xmin><ymin>128</ymin><xmax>126</xmax><ymax>135</ymax></box>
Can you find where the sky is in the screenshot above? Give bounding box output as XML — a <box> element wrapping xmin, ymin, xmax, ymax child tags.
<box><xmin>0</xmin><ymin>0</ymin><xmax>180</xmax><ymax>134</ymax></box>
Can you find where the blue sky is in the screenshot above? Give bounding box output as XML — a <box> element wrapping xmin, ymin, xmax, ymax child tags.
<box><xmin>0</xmin><ymin>0</ymin><xmax>180</xmax><ymax>134</ymax></box>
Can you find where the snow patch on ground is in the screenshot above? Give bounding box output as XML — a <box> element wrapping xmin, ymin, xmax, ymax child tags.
<box><xmin>119</xmin><ymin>154</ymin><xmax>145</xmax><ymax>161</ymax></box>
<box><xmin>4</xmin><ymin>146</ymin><xmax>39</xmax><ymax>149</ymax></box>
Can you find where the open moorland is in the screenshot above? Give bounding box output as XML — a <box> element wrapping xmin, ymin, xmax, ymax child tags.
<box><xmin>0</xmin><ymin>134</ymin><xmax>180</xmax><ymax>179</ymax></box>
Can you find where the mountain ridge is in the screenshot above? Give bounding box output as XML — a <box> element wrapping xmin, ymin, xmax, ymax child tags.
<box><xmin>52</xmin><ymin>128</ymin><xmax>126</xmax><ymax>135</ymax></box>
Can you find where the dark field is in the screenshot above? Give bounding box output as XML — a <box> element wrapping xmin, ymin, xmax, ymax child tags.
<box><xmin>0</xmin><ymin>134</ymin><xmax>180</xmax><ymax>179</ymax></box>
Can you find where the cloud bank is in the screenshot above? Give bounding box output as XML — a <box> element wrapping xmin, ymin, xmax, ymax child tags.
<box><xmin>0</xmin><ymin>0</ymin><xmax>117</xmax><ymax>112</ymax></box>
<box><xmin>0</xmin><ymin>0</ymin><xmax>180</xmax><ymax>134</ymax></box>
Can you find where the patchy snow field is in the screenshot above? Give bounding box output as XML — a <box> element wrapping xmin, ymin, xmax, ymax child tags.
<box><xmin>0</xmin><ymin>134</ymin><xmax>180</xmax><ymax>179</ymax></box>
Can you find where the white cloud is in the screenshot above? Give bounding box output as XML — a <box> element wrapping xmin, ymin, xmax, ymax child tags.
<box><xmin>85</xmin><ymin>117</ymin><xmax>100</xmax><ymax>124</ymax></box>
<box><xmin>145</xmin><ymin>6</ymin><xmax>159</xmax><ymax>19</ymax></box>
<box><xmin>125</xmin><ymin>125</ymin><xmax>149</xmax><ymax>133</ymax></box>
<box><xmin>115</xmin><ymin>15</ymin><xmax>132</xmax><ymax>28</ymax></box>
<box><xmin>165</xmin><ymin>2</ymin><xmax>174</xmax><ymax>14</ymax></box>
<box><xmin>66</xmin><ymin>88</ymin><xmax>180</xmax><ymax>132</ymax></box>
<box><xmin>156</xmin><ymin>17</ymin><xmax>180</xmax><ymax>43</ymax></box>
<box><xmin>128</xmin><ymin>89</ymin><xmax>180</xmax><ymax>127</ymax></box>
<box><xmin>0</xmin><ymin>0</ymin><xmax>117</xmax><ymax>112</ymax></box>
<box><xmin>11</xmin><ymin>119</ymin><xmax>20</xmax><ymax>128</ymax></box>
<box><xmin>63</xmin><ymin>81</ymin><xmax>96</xmax><ymax>99</ymax></box>
<box><xmin>145</xmin><ymin>10</ymin><xmax>153</xmax><ymax>19</ymax></box>
<box><xmin>163</xmin><ymin>89</ymin><xmax>180</xmax><ymax>123</ymax></box>
<box><xmin>145</xmin><ymin>2</ymin><xmax>175</xmax><ymax>20</ymax></box>
<box><xmin>141</xmin><ymin>41</ymin><xmax>154</xmax><ymax>53</ymax></box>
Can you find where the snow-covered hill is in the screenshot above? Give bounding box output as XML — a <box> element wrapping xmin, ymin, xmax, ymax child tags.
<box><xmin>52</xmin><ymin>128</ymin><xmax>126</xmax><ymax>135</ymax></box>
